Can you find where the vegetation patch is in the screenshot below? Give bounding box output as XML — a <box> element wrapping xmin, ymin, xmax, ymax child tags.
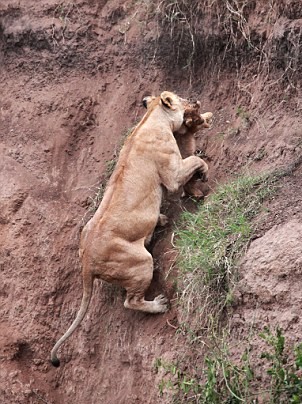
<box><xmin>164</xmin><ymin>161</ymin><xmax>302</xmax><ymax>402</ymax></box>
<box><xmin>155</xmin><ymin>327</ymin><xmax>302</xmax><ymax>403</ymax></box>
<box><xmin>175</xmin><ymin>171</ymin><xmax>280</xmax><ymax>332</ymax></box>
<box><xmin>153</xmin><ymin>0</ymin><xmax>302</xmax><ymax>89</ymax></box>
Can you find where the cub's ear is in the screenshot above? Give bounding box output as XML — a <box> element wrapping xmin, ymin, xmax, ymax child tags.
<box><xmin>160</xmin><ymin>91</ymin><xmax>177</xmax><ymax>110</ymax></box>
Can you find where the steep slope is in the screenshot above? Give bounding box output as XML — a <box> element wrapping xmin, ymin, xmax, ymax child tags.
<box><xmin>0</xmin><ymin>1</ymin><xmax>301</xmax><ymax>403</ymax></box>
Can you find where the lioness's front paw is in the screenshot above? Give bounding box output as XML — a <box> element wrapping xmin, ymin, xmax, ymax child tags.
<box><xmin>197</xmin><ymin>167</ymin><xmax>208</xmax><ymax>182</ymax></box>
<box><xmin>198</xmin><ymin>160</ymin><xmax>209</xmax><ymax>182</ymax></box>
<box><xmin>154</xmin><ymin>294</ymin><xmax>169</xmax><ymax>312</ymax></box>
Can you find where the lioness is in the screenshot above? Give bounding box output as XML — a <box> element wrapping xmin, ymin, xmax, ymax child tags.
<box><xmin>50</xmin><ymin>91</ymin><xmax>208</xmax><ymax>367</ymax></box>
<box><xmin>143</xmin><ymin>96</ymin><xmax>212</xmax><ymax>198</ymax></box>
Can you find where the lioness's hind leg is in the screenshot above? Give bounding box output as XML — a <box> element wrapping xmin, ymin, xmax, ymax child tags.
<box><xmin>123</xmin><ymin>254</ymin><xmax>169</xmax><ymax>314</ymax></box>
<box><xmin>124</xmin><ymin>293</ymin><xmax>169</xmax><ymax>314</ymax></box>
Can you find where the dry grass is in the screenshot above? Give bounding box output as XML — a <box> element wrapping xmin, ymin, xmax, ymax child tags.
<box><xmin>154</xmin><ymin>0</ymin><xmax>301</xmax><ymax>89</ymax></box>
<box><xmin>86</xmin><ymin>124</ymin><xmax>136</xmax><ymax>216</ymax></box>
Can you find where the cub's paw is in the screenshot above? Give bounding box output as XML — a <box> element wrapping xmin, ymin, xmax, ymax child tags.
<box><xmin>201</xmin><ymin>112</ymin><xmax>213</xmax><ymax>128</ymax></box>
<box><xmin>158</xmin><ymin>214</ymin><xmax>169</xmax><ymax>226</ymax></box>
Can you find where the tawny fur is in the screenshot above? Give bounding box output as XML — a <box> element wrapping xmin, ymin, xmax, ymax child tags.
<box><xmin>50</xmin><ymin>91</ymin><xmax>208</xmax><ymax>367</ymax></box>
<box><xmin>143</xmin><ymin>96</ymin><xmax>212</xmax><ymax>198</ymax></box>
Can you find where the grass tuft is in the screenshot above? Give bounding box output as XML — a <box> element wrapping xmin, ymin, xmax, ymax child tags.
<box><xmin>155</xmin><ymin>328</ymin><xmax>302</xmax><ymax>403</ymax></box>
<box><xmin>175</xmin><ymin>171</ymin><xmax>279</xmax><ymax>331</ymax></box>
<box><xmin>155</xmin><ymin>0</ymin><xmax>302</xmax><ymax>91</ymax></box>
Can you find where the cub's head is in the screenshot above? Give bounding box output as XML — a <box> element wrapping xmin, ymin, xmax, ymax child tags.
<box><xmin>179</xmin><ymin>103</ymin><xmax>213</xmax><ymax>135</ymax></box>
<box><xmin>143</xmin><ymin>94</ymin><xmax>212</xmax><ymax>135</ymax></box>
<box><xmin>142</xmin><ymin>91</ymin><xmax>193</xmax><ymax>132</ymax></box>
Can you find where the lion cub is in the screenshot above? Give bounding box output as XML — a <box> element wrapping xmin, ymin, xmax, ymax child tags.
<box><xmin>175</xmin><ymin>105</ymin><xmax>212</xmax><ymax>198</ymax></box>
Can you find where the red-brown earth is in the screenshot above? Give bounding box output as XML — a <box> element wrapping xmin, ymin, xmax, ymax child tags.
<box><xmin>0</xmin><ymin>0</ymin><xmax>301</xmax><ymax>403</ymax></box>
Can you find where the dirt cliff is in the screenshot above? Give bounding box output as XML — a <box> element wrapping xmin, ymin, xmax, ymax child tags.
<box><xmin>0</xmin><ymin>1</ymin><xmax>301</xmax><ymax>403</ymax></box>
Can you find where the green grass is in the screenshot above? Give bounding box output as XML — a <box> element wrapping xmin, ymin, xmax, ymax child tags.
<box><xmin>155</xmin><ymin>328</ymin><xmax>302</xmax><ymax>403</ymax></box>
<box><xmin>164</xmin><ymin>161</ymin><xmax>302</xmax><ymax>402</ymax></box>
<box><xmin>260</xmin><ymin>327</ymin><xmax>302</xmax><ymax>403</ymax></box>
<box><xmin>175</xmin><ymin>172</ymin><xmax>279</xmax><ymax>330</ymax></box>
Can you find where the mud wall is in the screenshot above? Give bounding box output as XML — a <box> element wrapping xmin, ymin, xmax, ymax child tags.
<box><xmin>0</xmin><ymin>1</ymin><xmax>301</xmax><ymax>403</ymax></box>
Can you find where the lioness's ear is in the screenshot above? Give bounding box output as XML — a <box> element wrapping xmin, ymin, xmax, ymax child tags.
<box><xmin>142</xmin><ymin>95</ymin><xmax>154</xmax><ymax>109</ymax></box>
<box><xmin>142</xmin><ymin>97</ymin><xmax>148</xmax><ymax>109</ymax></box>
<box><xmin>160</xmin><ymin>91</ymin><xmax>176</xmax><ymax>110</ymax></box>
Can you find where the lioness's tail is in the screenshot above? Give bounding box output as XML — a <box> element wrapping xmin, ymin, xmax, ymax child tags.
<box><xmin>50</xmin><ymin>273</ymin><xmax>93</xmax><ymax>367</ymax></box>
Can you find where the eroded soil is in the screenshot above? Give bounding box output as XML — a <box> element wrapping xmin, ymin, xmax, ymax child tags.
<box><xmin>0</xmin><ymin>0</ymin><xmax>302</xmax><ymax>403</ymax></box>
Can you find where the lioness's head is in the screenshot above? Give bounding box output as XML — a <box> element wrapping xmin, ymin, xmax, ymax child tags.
<box><xmin>142</xmin><ymin>91</ymin><xmax>194</xmax><ymax>132</ymax></box>
<box><xmin>142</xmin><ymin>94</ymin><xmax>212</xmax><ymax>135</ymax></box>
